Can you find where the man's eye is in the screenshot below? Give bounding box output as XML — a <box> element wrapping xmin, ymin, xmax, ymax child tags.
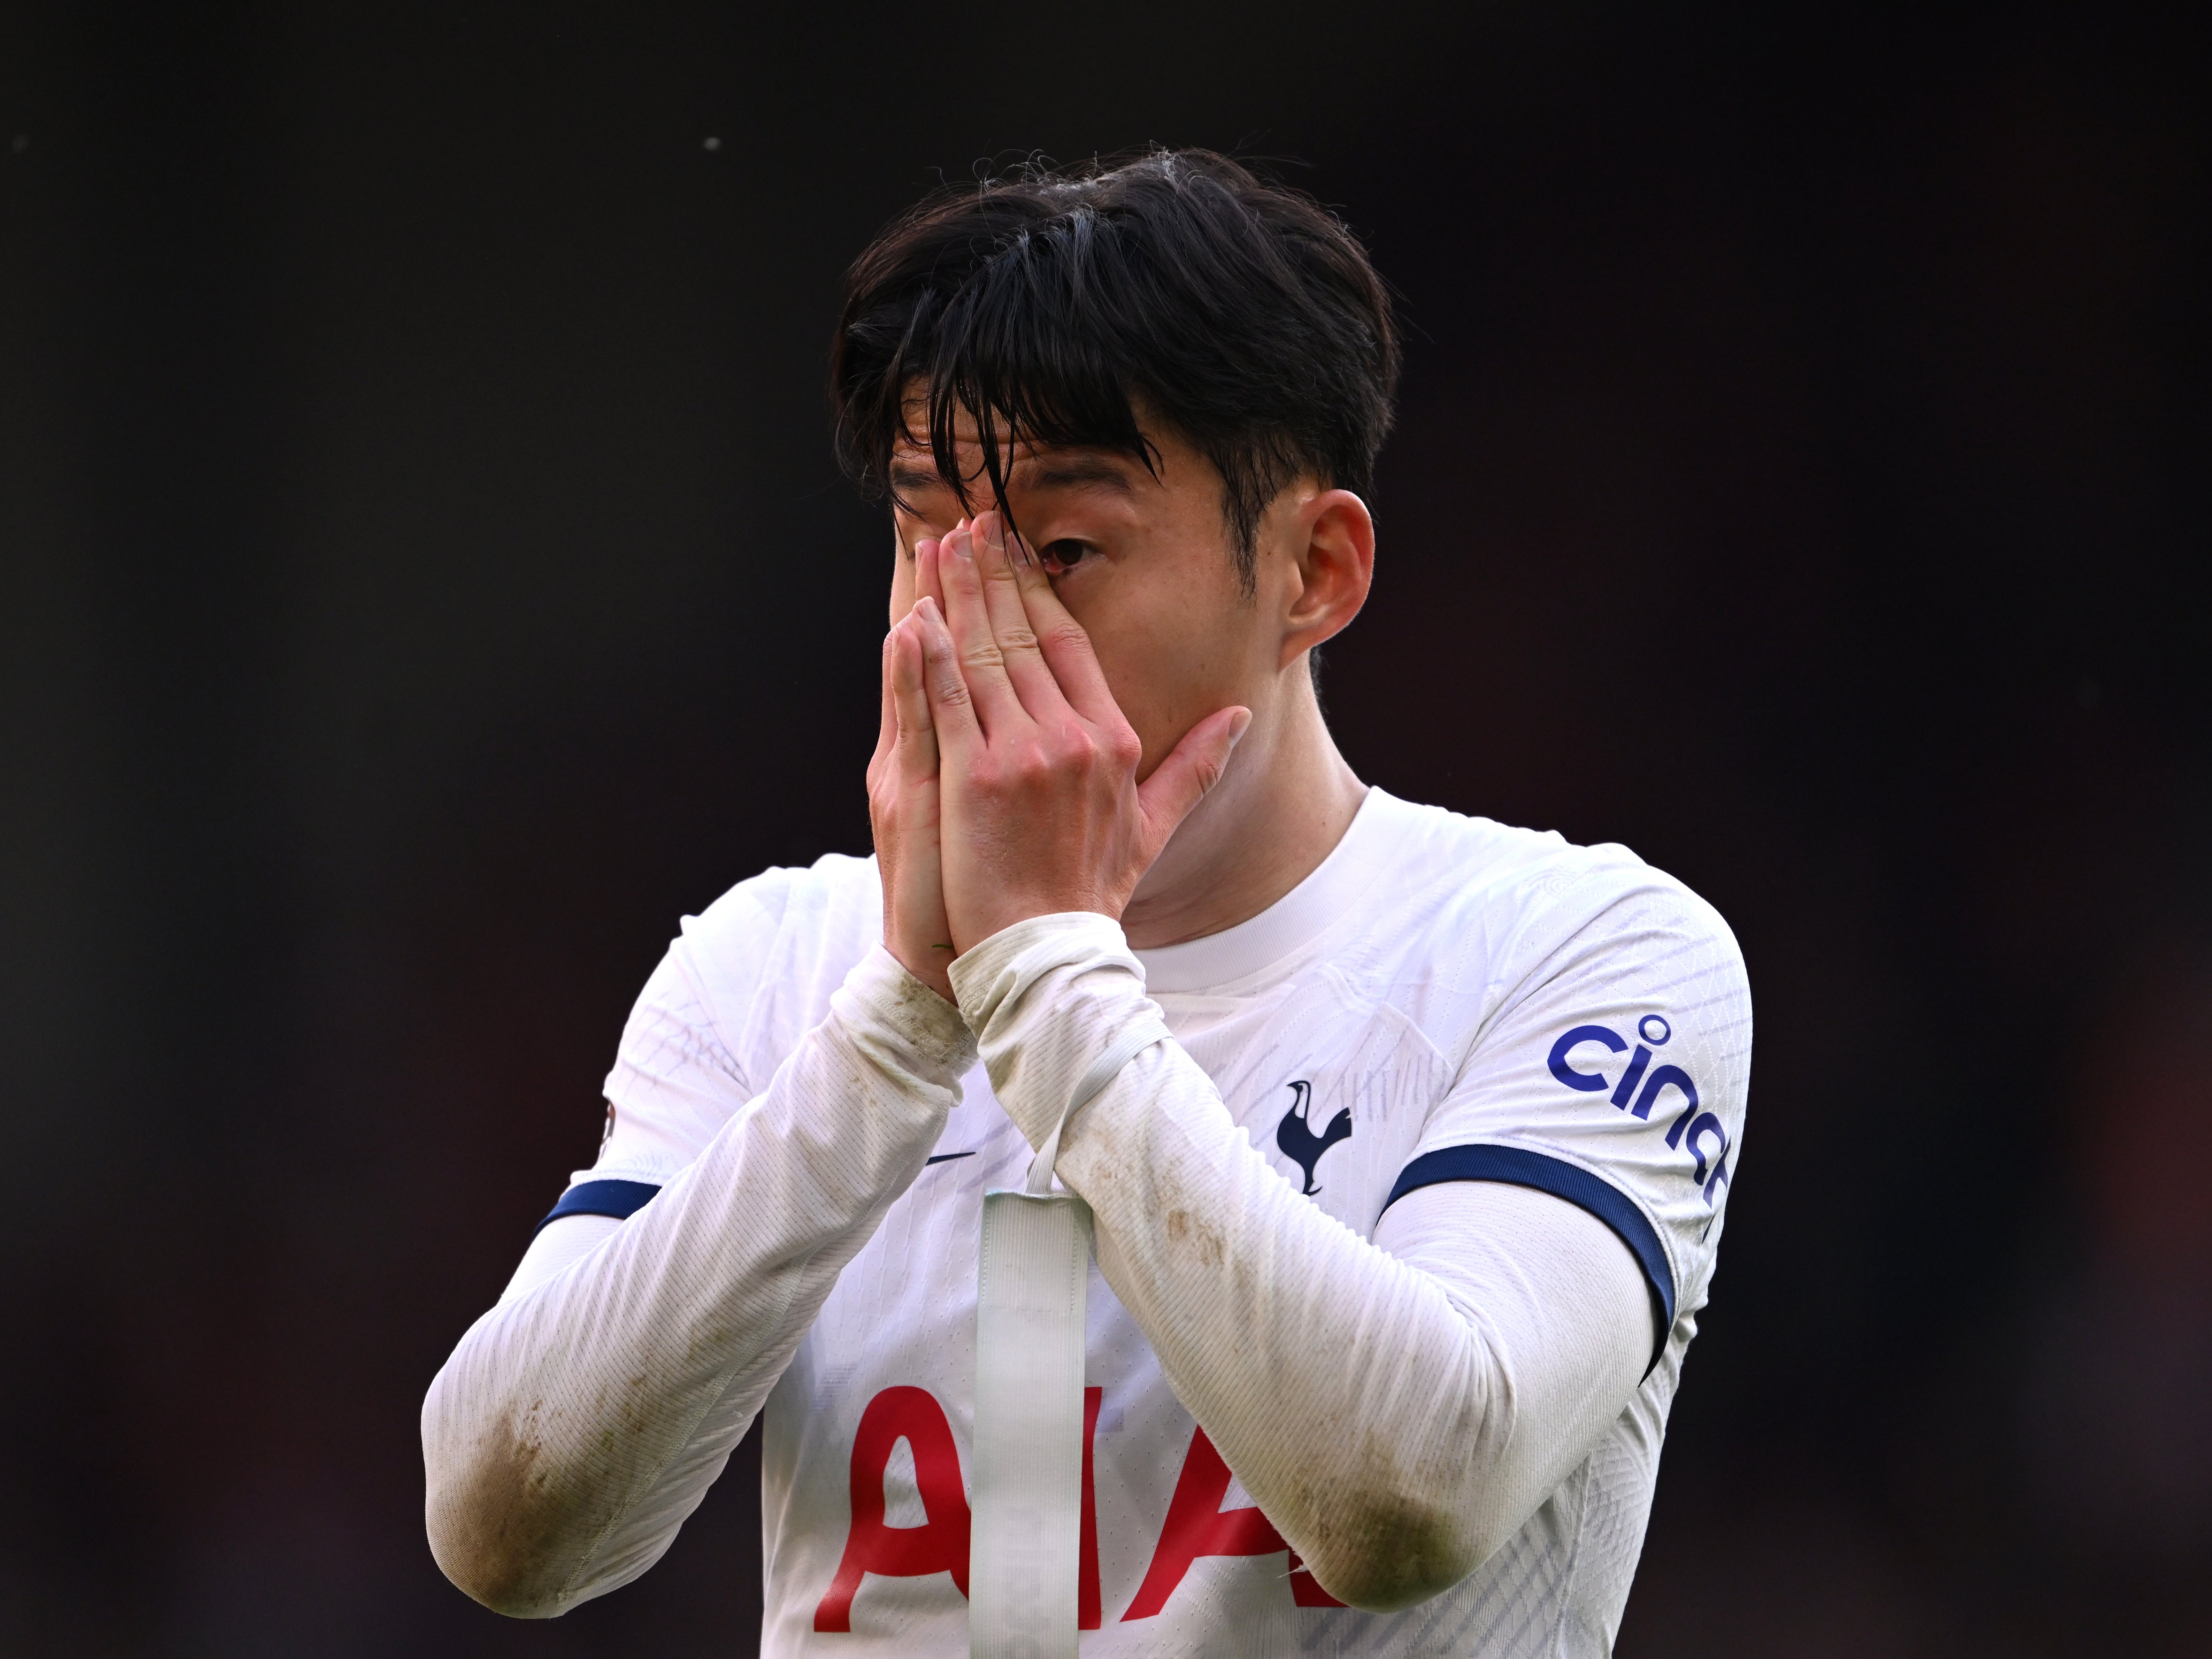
<box><xmin>1039</xmin><ymin>539</ymin><xmax>1095</xmax><ymax>574</ymax></box>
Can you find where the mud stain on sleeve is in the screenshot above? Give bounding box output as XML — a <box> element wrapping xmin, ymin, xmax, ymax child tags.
<box><xmin>1163</xmin><ymin>1207</ymin><xmax>1227</xmax><ymax>1269</ymax></box>
<box><xmin>1289</xmin><ymin>1429</ymin><xmax>1468</xmax><ymax>1612</ymax></box>
<box><xmin>875</xmin><ymin>967</ymin><xmax>977</xmax><ymax>1077</ymax></box>
<box><xmin>429</xmin><ymin>1409</ymin><xmax>588</xmax><ymax>1618</ymax></box>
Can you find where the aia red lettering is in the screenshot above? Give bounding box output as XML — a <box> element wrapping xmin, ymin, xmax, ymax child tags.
<box><xmin>1080</xmin><ymin>1385</ymin><xmax>1103</xmax><ymax>1630</ymax></box>
<box><xmin>1122</xmin><ymin>1425</ymin><xmax>1344</xmax><ymax>1620</ymax></box>
<box><xmin>815</xmin><ymin>1384</ymin><xmax>1109</xmax><ymax>1632</ymax></box>
<box><xmin>813</xmin><ymin>1386</ymin><xmax>973</xmax><ymax>1631</ymax></box>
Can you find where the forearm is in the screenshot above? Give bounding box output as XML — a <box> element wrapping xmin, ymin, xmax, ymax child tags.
<box><xmin>1080</xmin><ymin>1087</ymin><xmax>1646</xmax><ymax>1606</ymax></box>
<box><xmin>953</xmin><ymin>917</ymin><xmax>1649</xmax><ymax>1611</ymax></box>
<box><xmin>422</xmin><ymin>948</ymin><xmax>973</xmax><ymax>1617</ymax></box>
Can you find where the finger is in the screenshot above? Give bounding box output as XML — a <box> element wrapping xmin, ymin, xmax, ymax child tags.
<box><xmin>937</xmin><ymin>522</ymin><xmax>1029</xmax><ymax>735</ymax></box>
<box><xmin>888</xmin><ymin>615</ymin><xmax>938</xmax><ymax>783</ymax></box>
<box><xmin>1001</xmin><ymin>526</ymin><xmax>1121</xmax><ymax>723</ymax></box>
<box><xmin>911</xmin><ymin>595</ymin><xmax>983</xmax><ymax>758</ymax></box>
<box><xmin>970</xmin><ymin>511</ymin><xmax>1068</xmax><ymax>719</ymax></box>
<box><xmin>1136</xmin><ymin>705</ymin><xmax>1252</xmax><ymax>847</ymax></box>
<box><xmin>914</xmin><ymin>527</ymin><xmax>950</xmax><ymax>618</ymax></box>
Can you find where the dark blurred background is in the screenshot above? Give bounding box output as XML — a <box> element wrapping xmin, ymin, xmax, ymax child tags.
<box><xmin>3</xmin><ymin>1</ymin><xmax>2207</xmax><ymax>1653</ymax></box>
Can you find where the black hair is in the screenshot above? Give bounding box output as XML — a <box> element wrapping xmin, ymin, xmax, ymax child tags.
<box><xmin>831</xmin><ymin>149</ymin><xmax>1399</xmax><ymax>586</ymax></box>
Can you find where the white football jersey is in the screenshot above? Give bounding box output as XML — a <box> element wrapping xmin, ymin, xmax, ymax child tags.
<box><xmin>558</xmin><ymin>789</ymin><xmax>1751</xmax><ymax>1655</ymax></box>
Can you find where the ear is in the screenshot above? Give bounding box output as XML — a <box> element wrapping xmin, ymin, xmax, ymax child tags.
<box><xmin>1279</xmin><ymin>488</ymin><xmax>1375</xmax><ymax>669</ymax></box>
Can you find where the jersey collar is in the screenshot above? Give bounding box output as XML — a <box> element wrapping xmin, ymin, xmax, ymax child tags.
<box><xmin>1132</xmin><ymin>787</ymin><xmax>1416</xmax><ymax>995</ymax></box>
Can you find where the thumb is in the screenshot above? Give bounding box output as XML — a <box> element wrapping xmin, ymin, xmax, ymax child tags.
<box><xmin>1137</xmin><ymin>705</ymin><xmax>1252</xmax><ymax>847</ymax></box>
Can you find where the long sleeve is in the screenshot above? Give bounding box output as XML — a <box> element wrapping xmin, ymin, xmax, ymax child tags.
<box><xmin>421</xmin><ymin>947</ymin><xmax>975</xmax><ymax>1617</ymax></box>
<box><xmin>950</xmin><ymin>915</ymin><xmax>1658</xmax><ymax>1613</ymax></box>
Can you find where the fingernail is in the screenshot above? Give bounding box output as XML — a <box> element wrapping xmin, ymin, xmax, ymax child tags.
<box><xmin>950</xmin><ymin>528</ymin><xmax>974</xmax><ymax>560</ymax></box>
<box><xmin>1228</xmin><ymin>708</ymin><xmax>1254</xmax><ymax>744</ymax></box>
<box><xmin>980</xmin><ymin>512</ymin><xmax>1003</xmax><ymax>549</ymax></box>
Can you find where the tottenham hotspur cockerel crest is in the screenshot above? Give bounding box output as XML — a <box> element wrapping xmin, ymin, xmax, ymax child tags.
<box><xmin>1275</xmin><ymin>1079</ymin><xmax>1352</xmax><ymax>1196</ymax></box>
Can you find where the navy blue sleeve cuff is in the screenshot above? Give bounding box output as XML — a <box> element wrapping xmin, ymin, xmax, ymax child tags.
<box><xmin>535</xmin><ymin>1177</ymin><xmax>662</xmax><ymax>1235</ymax></box>
<box><xmin>1383</xmin><ymin>1144</ymin><xmax>1675</xmax><ymax>1376</ymax></box>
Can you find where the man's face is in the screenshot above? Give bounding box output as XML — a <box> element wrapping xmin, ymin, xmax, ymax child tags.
<box><xmin>886</xmin><ymin>414</ymin><xmax>1302</xmax><ymax>779</ymax></box>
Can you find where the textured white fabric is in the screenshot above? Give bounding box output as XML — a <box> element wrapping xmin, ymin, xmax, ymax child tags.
<box><xmin>421</xmin><ymin>944</ymin><xmax>976</xmax><ymax>1616</ymax></box>
<box><xmin>497</xmin><ymin>1212</ymin><xmax>618</xmax><ymax>1307</ymax></box>
<box><xmin>468</xmin><ymin>1180</ymin><xmax>1649</xmax><ymax>1630</ymax></box>
<box><xmin>950</xmin><ymin>911</ymin><xmax>1655</xmax><ymax>1609</ymax></box>
<box><xmin>423</xmin><ymin>791</ymin><xmax>1753</xmax><ymax>1655</ymax></box>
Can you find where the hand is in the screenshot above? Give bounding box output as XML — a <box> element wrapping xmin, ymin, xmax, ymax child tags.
<box><xmin>908</xmin><ymin>510</ymin><xmax>1251</xmax><ymax>952</ymax></box>
<box><xmin>868</xmin><ymin>532</ymin><xmax>958</xmax><ymax>1002</ymax></box>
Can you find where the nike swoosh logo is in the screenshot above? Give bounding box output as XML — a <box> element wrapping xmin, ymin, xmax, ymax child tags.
<box><xmin>925</xmin><ymin>1151</ymin><xmax>976</xmax><ymax>1165</ymax></box>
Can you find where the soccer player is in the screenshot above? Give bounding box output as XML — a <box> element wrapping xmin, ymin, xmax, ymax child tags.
<box><xmin>423</xmin><ymin>150</ymin><xmax>1751</xmax><ymax>1656</ymax></box>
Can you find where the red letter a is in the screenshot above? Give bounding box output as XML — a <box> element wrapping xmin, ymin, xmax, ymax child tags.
<box><xmin>1121</xmin><ymin>1425</ymin><xmax>1344</xmax><ymax>1620</ymax></box>
<box><xmin>814</xmin><ymin>1386</ymin><xmax>973</xmax><ymax>1632</ymax></box>
<box><xmin>1080</xmin><ymin>1386</ymin><xmax>1103</xmax><ymax>1630</ymax></box>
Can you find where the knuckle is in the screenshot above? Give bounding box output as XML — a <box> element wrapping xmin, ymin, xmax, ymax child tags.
<box><xmin>1042</xmin><ymin>618</ymin><xmax>1091</xmax><ymax>655</ymax></box>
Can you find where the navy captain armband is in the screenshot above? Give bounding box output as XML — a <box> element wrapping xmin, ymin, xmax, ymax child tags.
<box><xmin>535</xmin><ymin>1178</ymin><xmax>662</xmax><ymax>1235</ymax></box>
<box><xmin>1383</xmin><ymin>1144</ymin><xmax>1675</xmax><ymax>1377</ymax></box>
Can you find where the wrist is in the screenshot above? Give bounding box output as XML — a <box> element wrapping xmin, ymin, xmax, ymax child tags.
<box><xmin>890</xmin><ymin>942</ymin><xmax>958</xmax><ymax>1005</ymax></box>
<box><xmin>836</xmin><ymin>946</ymin><xmax>977</xmax><ymax>1088</ymax></box>
<box><xmin>882</xmin><ymin>897</ymin><xmax>959</xmax><ymax>1003</ymax></box>
<box><xmin>948</xmin><ymin>911</ymin><xmax>1135</xmax><ymax>1028</ymax></box>
<box><xmin>954</xmin><ymin>892</ymin><xmax>1121</xmax><ymax>956</ymax></box>
<box><xmin>948</xmin><ymin>913</ymin><xmax>1160</xmax><ymax>1151</ymax></box>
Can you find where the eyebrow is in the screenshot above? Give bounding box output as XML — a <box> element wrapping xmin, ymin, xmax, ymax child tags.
<box><xmin>888</xmin><ymin>462</ymin><xmax>946</xmax><ymax>495</ymax></box>
<box><xmin>888</xmin><ymin>450</ymin><xmax>1143</xmax><ymax>505</ymax></box>
<box><xmin>1013</xmin><ymin>455</ymin><xmax>1139</xmax><ymax>495</ymax></box>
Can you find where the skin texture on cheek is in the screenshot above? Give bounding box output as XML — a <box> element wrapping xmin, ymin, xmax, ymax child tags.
<box><xmin>1088</xmin><ymin>610</ymin><xmax>1249</xmax><ymax>781</ymax></box>
<box><xmin>1049</xmin><ymin>499</ymin><xmax>1302</xmax><ymax>783</ymax></box>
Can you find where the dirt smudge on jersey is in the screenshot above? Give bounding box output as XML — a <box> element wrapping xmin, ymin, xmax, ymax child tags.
<box><xmin>1286</xmin><ymin>1427</ymin><xmax>1466</xmax><ymax>1611</ymax></box>
<box><xmin>428</xmin><ymin>1400</ymin><xmax>584</xmax><ymax>1618</ymax></box>
<box><xmin>1164</xmin><ymin>1206</ymin><xmax>1227</xmax><ymax>1269</ymax></box>
<box><xmin>877</xmin><ymin>968</ymin><xmax>975</xmax><ymax>1073</ymax></box>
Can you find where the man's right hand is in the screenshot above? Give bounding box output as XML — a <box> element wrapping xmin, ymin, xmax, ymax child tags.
<box><xmin>868</xmin><ymin>531</ymin><xmax>958</xmax><ymax>1002</ymax></box>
